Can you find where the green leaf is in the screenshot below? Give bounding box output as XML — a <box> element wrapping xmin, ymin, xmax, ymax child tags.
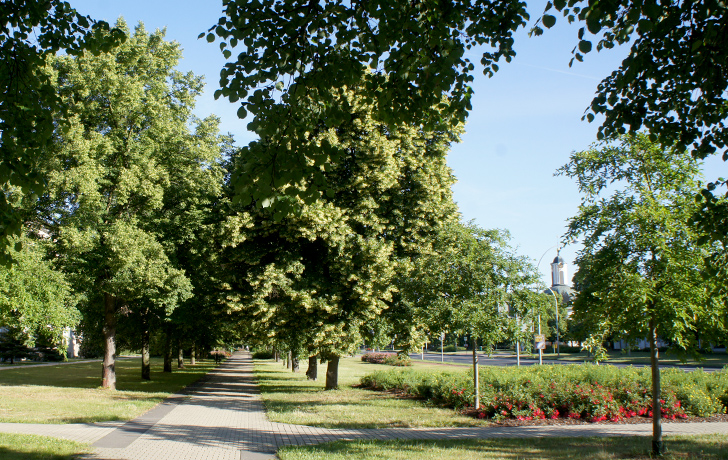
<box><xmin>206</xmin><ymin>33</ymin><xmax>215</xmax><ymax>43</ymax></box>
<box><xmin>578</xmin><ymin>40</ymin><xmax>592</xmax><ymax>53</ymax></box>
<box><xmin>542</xmin><ymin>14</ymin><xmax>557</xmax><ymax>28</ymax></box>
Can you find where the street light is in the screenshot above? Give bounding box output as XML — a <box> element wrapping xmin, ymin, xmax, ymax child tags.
<box><xmin>546</xmin><ymin>287</ymin><xmax>559</xmax><ymax>358</ymax></box>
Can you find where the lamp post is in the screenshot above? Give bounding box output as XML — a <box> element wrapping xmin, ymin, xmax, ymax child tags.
<box><xmin>546</xmin><ymin>288</ymin><xmax>559</xmax><ymax>358</ymax></box>
<box><xmin>536</xmin><ymin>246</ymin><xmax>557</xmax><ymax>365</ymax></box>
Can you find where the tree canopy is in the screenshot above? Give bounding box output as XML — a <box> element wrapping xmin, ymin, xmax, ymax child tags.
<box><xmin>0</xmin><ymin>1</ymin><xmax>125</xmax><ymax>264</ymax></box>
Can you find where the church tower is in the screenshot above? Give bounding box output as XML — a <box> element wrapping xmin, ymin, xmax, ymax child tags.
<box><xmin>551</xmin><ymin>248</ymin><xmax>568</xmax><ymax>286</ymax></box>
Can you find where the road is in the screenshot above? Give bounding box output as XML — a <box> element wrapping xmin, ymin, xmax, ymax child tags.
<box><xmin>408</xmin><ymin>352</ymin><xmax>723</xmax><ymax>372</ymax></box>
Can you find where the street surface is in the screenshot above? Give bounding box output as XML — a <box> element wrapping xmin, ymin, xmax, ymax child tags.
<box><xmin>408</xmin><ymin>352</ymin><xmax>723</xmax><ymax>372</ymax></box>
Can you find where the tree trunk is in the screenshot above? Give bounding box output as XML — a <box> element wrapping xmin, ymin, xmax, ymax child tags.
<box><xmin>141</xmin><ymin>316</ymin><xmax>150</xmax><ymax>381</ymax></box>
<box><xmin>101</xmin><ymin>293</ymin><xmax>117</xmax><ymax>389</ymax></box>
<box><xmin>274</xmin><ymin>348</ymin><xmax>279</xmax><ymax>362</ymax></box>
<box><xmin>190</xmin><ymin>343</ymin><xmax>196</xmax><ymax>365</ymax></box>
<box><xmin>306</xmin><ymin>355</ymin><xmax>318</xmax><ymax>380</ymax></box>
<box><xmin>178</xmin><ymin>346</ymin><xmax>185</xmax><ymax>369</ymax></box>
<box><xmin>472</xmin><ymin>337</ymin><xmax>480</xmax><ymax>410</ymax></box>
<box><xmin>325</xmin><ymin>355</ymin><xmax>339</xmax><ymax>390</ymax></box>
<box><xmin>287</xmin><ymin>350</ymin><xmax>292</xmax><ymax>369</ymax></box>
<box><xmin>649</xmin><ymin>317</ymin><xmax>663</xmax><ymax>456</ymax></box>
<box><xmin>163</xmin><ymin>331</ymin><xmax>172</xmax><ymax>373</ymax></box>
<box><xmin>291</xmin><ymin>354</ymin><xmax>299</xmax><ymax>372</ymax></box>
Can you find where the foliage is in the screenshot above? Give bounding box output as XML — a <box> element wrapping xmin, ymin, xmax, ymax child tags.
<box><xmin>0</xmin><ymin>235</ymin><xmax>78</xmax><ymax>356</ymax></box>
<box><xmin>404</xmin><ymin>221</ymin><xmax>541</xmax><ymax>353</ymax></box>
<box><xmin>559</xmin><ymin>134</ymin><xmax>723</xmax><ymax>358</ymax></box>
<box><xmin>211</xmin><ymin>0</ymin><xmax>529</xmax><ymax>126</ymax></box>
<box><xmin>221</xmin><ymin>80</ymin><xmax>460</xmax><ymax>365</ymax></box>
<box><xmin>252</xmin><ymin>349</ymin><xmax>275</xmax><ymax>360</ymax></box>
<box><xmin>42</xmin><ymin>21</ymin><xmax>229</xmax><ymax>387</ymax></box>
<box><xmin>533</xmin><ymin>0</ymin><xmax>728</xmax><ymax>164</ymax></box>
<box><xmin>0</xmin><ymin>1</ymin><xmax>125</xmax><ymax>264</ymax></box>
<box><xmin>361</xmin><ymin>352</ymin><xmax>412</xmax><ymax>367</ymax></box>
<box><xmin>360</xmin><ymin>365</ymin><xmax>728</xmax><ymax>421</ymax></box>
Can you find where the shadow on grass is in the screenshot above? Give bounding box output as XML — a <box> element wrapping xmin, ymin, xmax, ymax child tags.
<box><xmin>0</xmin><ymin>447</ymin><xmax>78</xmax><ymax>460</ymax></box>
<box><xmin>0</xmin><ymin>357</ymin><xmax>220</xmax><ymax>393</ymax></box>
<box><xmin>278</xmin><ymin>435</ymin><xmax>728</xmax><ymax>459</ymax></box>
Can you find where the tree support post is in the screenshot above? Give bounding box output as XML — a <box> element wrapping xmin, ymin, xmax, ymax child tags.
<box><xmin>472</xmin><ymin>336</ymin><xmax>480</xmax><ymax>410</ymax></box>
<box><xmin>650</xmin><ymin>317</ymin><xmax>663</xmax><ymax>456</ymax></box>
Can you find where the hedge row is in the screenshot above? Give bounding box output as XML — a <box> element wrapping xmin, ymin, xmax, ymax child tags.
<box><xmin>360</xmin><ymin>364</ymin><xmax>728</xmax><ymax>422</ymax></box>
<box><xmin>361</xmin><ymin>352</ymin><xmax>412</xmax><ymax>366</ymax></box>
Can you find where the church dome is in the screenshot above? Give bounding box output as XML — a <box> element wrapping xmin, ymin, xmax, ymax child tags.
<box><xmin>553</xmin><ymin>255</ymin><xmax>565</xmax><ymax>264</ymax></box>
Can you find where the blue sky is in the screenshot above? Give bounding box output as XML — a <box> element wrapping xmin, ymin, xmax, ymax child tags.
<box><xmin>72</xmin><ymin>0</ymin><xmax>725</xmax><ymax>287</ymax></box>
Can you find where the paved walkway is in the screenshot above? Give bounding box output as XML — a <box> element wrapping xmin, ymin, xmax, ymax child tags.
<box><xmin>0</xmin><ymin>352</ymin><xmax>726</xmax><ymax>459</ymax></box>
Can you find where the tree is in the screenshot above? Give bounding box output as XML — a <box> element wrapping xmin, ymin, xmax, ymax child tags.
<box><xmin>406</xmin><ymin>221</ymin><xmax>535</xmax><ymax>408</ymax></box>
<box><xmin>221</xmin><ymin>81</ymin><xmax>460</xmax><ymax>389</ymax></box>
<box><xmin>0</xmin><ymin>234</ymin><xmax>79</xmax><ymax>358</ymax></box>
<box><xmin>0</xmin><ymin>1</ymin><xmax>125</xmax><ymax>263</ymax></box>
<box><xmin>44</xmin><ymin>21</ymin><xmax>223</xmax><ymax>389</ymax></box>
<box><xmin>558</xmin><ymin>133</ymin><xmax>724</xmax><ymax>456</ymax></box>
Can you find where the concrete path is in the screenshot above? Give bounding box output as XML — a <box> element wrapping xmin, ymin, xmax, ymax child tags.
<box><xmin>0</xmin><ymin>352</ymin><xmax>726</xmax><ymax>460</ymax></box>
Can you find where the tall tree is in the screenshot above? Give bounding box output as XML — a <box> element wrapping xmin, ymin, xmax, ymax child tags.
<box><xmin>0</xmin><ymin>1</ymin><xmax>124</xmax><ymax>263</ymax></box>
<box><xmin>44</xmin><ymin>21</ymin><xmax>222</xmax><ymax>389</ymax></box>
<box><xmin>222</xmin><ymin>82</ymin><xmax>460</xmax><ymax>389</ymax></box>
<box><xmin>558</xmin><ymin>133</ymin><xmax>724</xmax><ymax>456</ymax></box>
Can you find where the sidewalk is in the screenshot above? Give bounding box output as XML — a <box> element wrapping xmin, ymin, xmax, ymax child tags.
<box><xmin>0</xmin><ymin>352</ymin><xmax>726</xmax><ymax>460</ymax></box>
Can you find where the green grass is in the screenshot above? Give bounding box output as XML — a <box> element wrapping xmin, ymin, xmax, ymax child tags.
<box><xmin>278</xmin><ymin>435</ymin><xmax>728</xmax><ymax>460</ymax></box>
<box><xmin>0</xmin><ymin>433</ymin><xmax>89</xmax><ymax>460</ymax></box>
<box><xmin>0</xmin><ymin>357</ymin><xmax>219</xmax><ymax>423</ymax></box>
<box><xmin>256</xmin><ymin>357</ymin><xmax>488</xmax><ymax>428</ymax></box>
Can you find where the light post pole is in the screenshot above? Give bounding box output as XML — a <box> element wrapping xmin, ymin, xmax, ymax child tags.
<box><xmin>546</xmin><ymin>288</ymin><xmax>559</xmax><ymax>358</ymax></box>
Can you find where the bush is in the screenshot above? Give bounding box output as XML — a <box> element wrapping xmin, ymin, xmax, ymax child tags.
<box><xmin>360</xmin><ymin>364</ymin><xmax>728</xmax><ymax>422</ymax></box>
<box><xmin>252</xmin><ymin>349</ymin><xmax>274</xmax><ymax>359</ymax></box>
<box><xmin>361</xmin><ymin>352</ymin><xmax>412</xmax><ymax>366</ymax></box>
<box><xmin>558</xmin><ymin>346</ymin><xmax>582</xmax><ymax>354</ymax></box>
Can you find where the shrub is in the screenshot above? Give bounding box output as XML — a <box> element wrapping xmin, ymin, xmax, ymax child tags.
<box><xmin>361</xmin><ymin>352</ymin><xmax>412</xmax><ymax>366</ymax></box>
<box><xmin>360</xmin><ymin>364</ymin><xmax>727</xmax><ymax>422</ymax></box>
<box><xmin>252</xmin><ymin>349</ymin><xmax>274</xmax><ymax>359</ymax></box>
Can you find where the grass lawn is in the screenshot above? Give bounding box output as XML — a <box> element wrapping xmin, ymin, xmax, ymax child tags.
<box><xmin>0</xmin><ymin>357</ymin><xmax>219</xmax><ymax>424</ymax></box>
<box><xmin>256</xmin><ymin>357</ymin><xmax>487</xmax><ymax>428</ymax></box>
<box><xmin>0</xmin><ymin>433</ymin><xmax>89</xmax><ymax>460</ymax></box>
<box><xmin>278</xmin><ymin>435</ymin><xmax>728</xmax><ymax>460</ymax></box>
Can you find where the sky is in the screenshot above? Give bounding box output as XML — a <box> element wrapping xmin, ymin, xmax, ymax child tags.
<box><xmin>71</xmin><ymin>0</ymin><xmax>725</xmax><ymax>287</ymax></box>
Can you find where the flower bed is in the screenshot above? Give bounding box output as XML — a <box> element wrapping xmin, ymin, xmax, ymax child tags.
<box><xmin>361</xmin><ymin>352</ymin><xmax>412</xmax><ymax>366</ymax></box>
<box><xmin>360</xmin><ymin>364</ymin><xmax>728</xmax><ymax>422</ymax></box>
